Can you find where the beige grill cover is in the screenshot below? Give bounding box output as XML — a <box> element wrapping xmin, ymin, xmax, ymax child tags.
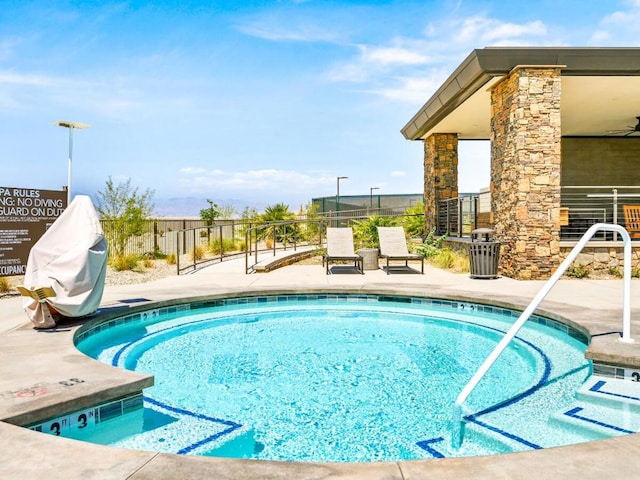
<box><xmin>22</xmin><ymin>195</ymin><xmax>107</xmax><ymax>328</ymax></box>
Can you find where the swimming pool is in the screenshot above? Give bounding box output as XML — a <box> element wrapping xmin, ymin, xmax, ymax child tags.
<box><xmin>70</xmin><ymin>294</ymin><xmax>594</xmax><ymax>462</ymax></box>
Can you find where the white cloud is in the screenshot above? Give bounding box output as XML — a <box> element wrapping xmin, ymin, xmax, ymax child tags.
<box><xmin>326</xmin><ymin>12</ymin><xmax>551</xmax><ymax>100</ymax></box>
<box><xmin>0</xmin><ymin>71</ymin><xmax>55</xmax><ymax>86</ymax></box>
<box><xmin>590</xmin><ymin>1</ymin><xmax>640</xmax><ymax>45</ymax></box>
<box><xmin>179</xmin><ymin>168</ymin><xmax>335</xmax><ymax>194</ymax></box>
<box><xmin>391</xmin><ymin>171</ymin><xmax>406</xmax><ymax>177</ymax></box>
<box><xmin>601</xmin><ymin>0</ymin><xmax>640</xmax><ymax>25</ymax></box>
<box><xmin>235</xmin><ymin>18</ymin><xmax>339</xmax><ymax>43</ymax></box>
<box><xmin>368</xmin><ymin>74</ymin><xmax>446</xmax><ymax>104</ymax></box>
<box><xmin>179</xmin><ymin>167</ymin><xmax>222</xmax><ymax>175</ymax></box>
<box><xmin>326</xmin><ymin>42</ymin><xmax>432</xmax><ymax>84</ymax></box>
<box><xmin>590</xmin><ymin>30</ymin><xmax>611</xmax><ymax>43</ymax></box>
<box><xmin>456</xmin><ymin>16</ymin><xmax>547</xmax><ymax>44</ymax></box>
<box><xmin>358</xmin><ymin>45</ymin><xmax>431</xmax><ymax>67</ymax></box>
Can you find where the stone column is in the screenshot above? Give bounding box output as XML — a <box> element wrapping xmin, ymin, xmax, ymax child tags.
<box><xmin>423</xmin><ymin>134</ymin><xmax>459</xmax><ymax>236</ymax></box>
<box><xmin>490</xmin><ymin>66</ymin><xmax>563</xmax><ymax>280</ymax></box>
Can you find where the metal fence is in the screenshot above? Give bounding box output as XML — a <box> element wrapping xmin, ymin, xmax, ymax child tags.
<box><xmin>171</xmin><ymin>208</ymin><xmax>424</xmax><ymax>274</ymax></box>
<box><xmin>437</xmin><ymin>195</ymin><xmax>479</xmax><ymax>237</ymax></box>
<box><xmin>436</xmin><ymin>186</ymin><xmax>640</xmax><ymax>240</ymax></box>
<box><xmin>175</xmin><ymin>221</ymin><xmax>252</xmax><ymax>274</ymax></box>
<box><xmin>560</xmin><ymin>186</ymin><xmax>640</xmax><ymax>240</ymax></box>
<box><xmin>243</xmin><ymin>219</ymin><xmax>327</xmax><ymax>274</ymax></box>
<box><xmin>100</xmin><ymin>218</ymin><xmax>208</xmax><ymax>257</ymax></box>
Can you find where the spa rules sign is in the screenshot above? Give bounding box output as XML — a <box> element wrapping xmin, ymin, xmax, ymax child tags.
<box><xmin>0</xmin><ymin>186</ymin><xmax>67</xmax><ymax>276</ymax></box>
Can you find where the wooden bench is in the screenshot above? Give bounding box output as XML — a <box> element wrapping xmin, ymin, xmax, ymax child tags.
<box><xmin>623</xmin><ymin>205</ymin><xmax>640</xmax><ymax>239</ymax></box>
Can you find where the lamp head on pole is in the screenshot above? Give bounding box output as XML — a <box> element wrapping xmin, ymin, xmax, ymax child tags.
<box><xmin>54</xmin><ymin>120</ymin><xmax>91</xmax><ymax>129</ymax></box>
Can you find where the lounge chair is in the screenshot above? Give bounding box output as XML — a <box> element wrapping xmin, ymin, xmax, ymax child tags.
<box><xmin>377</xmin><ymin>226</ymin><xmax>424</xmax><ymax>274</ymax></box>
<box><xmin>323</xmin><ymin>227</ymin><xmax>364</xmax><ymax>274</ymax></box>
<box><xmin>623</xmin><ymin>205</ymin><xmax>640</xmax><ymax>239</ymax></box>
<box><xmin>17</xmin><ymin>285</ymin><xmax>57</xmax><ymax>328</ymax></box>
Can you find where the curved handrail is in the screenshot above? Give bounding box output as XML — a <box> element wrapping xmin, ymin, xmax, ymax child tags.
<box><xmin>451</xmin><ymin>223</ymin><xmax>633</xmax><ymax>449</ymax></box>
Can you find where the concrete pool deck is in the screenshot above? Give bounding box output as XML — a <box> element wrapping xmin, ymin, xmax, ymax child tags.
<box><xmin>1</xmin><ymin>258</ymin><xmax>640</xmax><ymax>479</ymax></box>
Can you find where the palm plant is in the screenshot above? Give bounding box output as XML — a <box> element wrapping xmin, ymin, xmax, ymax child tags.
<box><xmin>259</xmin><ymin>203</ymin><xmax>299</xmax><ymax>245</ymax></box>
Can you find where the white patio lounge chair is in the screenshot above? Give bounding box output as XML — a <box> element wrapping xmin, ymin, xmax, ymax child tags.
<box><xmin>377</xmin><ymin>226</ymin><xmax>424</xmax><ymax>275</ymax></box>
<box><xmin>323</xmin><ymin>227</ymin><xmax>364</xmax><ymax>274</ymax></box>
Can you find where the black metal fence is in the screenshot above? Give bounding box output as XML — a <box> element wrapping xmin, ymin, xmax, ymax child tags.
<box><xmin>436</xmin><ymin>186</ymin><xmax>640</xmax><ymax>240</ymax></box>
<box><xmin>170</xmin><ymin>208</ymin><xmax>424</xmax><ymax>275</ymax></box>
<box><xmin>560</xmin><ymin>186</ymin><xmax>640</xmax><ymax>240</ymax></box>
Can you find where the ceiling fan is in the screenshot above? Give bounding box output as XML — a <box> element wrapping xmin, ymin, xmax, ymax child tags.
<box><xmin>607</xmin><ymin>116</ymin><xmax>640</xmax><ymax>136</ymax></box>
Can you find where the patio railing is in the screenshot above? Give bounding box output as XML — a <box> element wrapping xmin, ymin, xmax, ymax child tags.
<box><xmin>174</xmin><ymin>208</ymin><xmax>423</xmax><ymax>275</ymax></box>
<box><xmin>560</xmin><ymin>186</ymin><xmax>640</xmax><ymax>240</ymax></box>
<box><xmin>437</xmin><ymin>195</ymin><xmax>479</xmax><ymax>237</ymax></box>
<box><xmin>437</xmin><ymin>185</ymin><xmax>640</xmax><ymax>241</ymax></box>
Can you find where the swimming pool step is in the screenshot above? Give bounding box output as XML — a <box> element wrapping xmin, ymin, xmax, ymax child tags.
<box><xmin>415</xmin><ymin>424</ymin><xmax>526</xmax><ymax>459</ymax></box>
<box><xmin>576</xmin><ymin>376</ymin><xmax>640</xmax><ymax>411</ymax></box>
<box><xmin>549</xmin><ymin>400</ymin><xmax>640</xmax><ymax>440</ymax></box>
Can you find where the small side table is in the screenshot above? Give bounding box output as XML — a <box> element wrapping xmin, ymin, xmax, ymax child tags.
<box><xmin>358</xmin><ymin>248</ymin><xmax>379</xmax><ymax>270</ymax></box>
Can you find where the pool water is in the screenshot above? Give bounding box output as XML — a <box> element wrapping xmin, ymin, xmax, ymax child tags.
<box><xmin>73</xmin><ymin>296</ymin><xmax>593</xmax><ymax>462</ymax></box>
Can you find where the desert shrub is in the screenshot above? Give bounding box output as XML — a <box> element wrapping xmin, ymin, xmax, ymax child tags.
<box><xmin>0</xmin><ymin>277</ymin><xmax>11</xmax><ymax>293</ymax></box>
<box><xmin>608</xmin><ymin>266</ymin><xmax>622</xmax><ymax>278</ymax></box>
<box><xmin>565</xmin><ymin>263</ymin><xmax>590</xmax><ymax>279</ymax></box>
<box><xmin>191</xmin><ymin>245</ymin><xmax>205</xmax><ymax>261</ymax></box>
<box><xmin>166</xmin><ymin>253</ymin><xmax>177</xmax><ymax>265</ymax></box>
<box><xmin>427</xmin><ymin>248</ymin><xmax>465</xmax><ymax>270</ymax></box>
<box><xmin>414</xmin><ymin>228</ymin><xmax>447</xmax><ymax>258</ymax></box>
<box><xmin>209</xmin><ymin>238</ymin><xmax>241</xmax><ymax>255</ymax></box>
<box><xmin>96</xmin><ymin>177</ymin><xmax>154</xmax><ymax>258</ymax></box>
<box><xmin>145</xmin><ymin>249</ymin><xmax>167</xmax><ymax>260</ymax></box>
<box><xmin>110</xmin><ymin>254</ymin><xmax>140</xmax><ymax>271</ymax></box>
<box><xmin>351</xmin><ymin>215</ymin><xmax>397</xmax><ymax>249</ymax></box>
<box><xmin>299</xmin><ymin>203</ymin><xmax>322</xmax><ymax>243</ymax></box>
<box><xmin>400</xmin><ymin>202</ymin><xmax>425</xmax><ymax>239</ymax></box>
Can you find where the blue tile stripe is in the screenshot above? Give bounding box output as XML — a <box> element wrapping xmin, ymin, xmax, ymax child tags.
<box><xmin>564</xmin><ymin>406</ymin><xmax>635</xmax><ymax>434</ymax></box>
<box><xmin>468</xmin><ymin>328</ymin><xmax>553</xmax><ymax>418</ymax></box>
<box><xmin>466</xmin><ymin>417</ymin><xmax>543</xmax><ymax>449</ymax></box>
<box><xmin>144</xmin><ymin>396</ymin><xmax>243</xmax><ymax>454</ymax></box>
<box><xmin>416</xmin><ymin>437</ymin><xmax>446</xmax><ymax>458</ymax></box>
<box><xmin>144</xmin><ymin>396</ymin><xmax>241</xmax><ymax>428</ymax></box>
<box><xmin>75</xmin><ymin>294</ymin><xmax>589</xmax><ymax>347</ymax></box>
<box><xmin>590</xmin><ymin>380</ymin><xmax>640</xmax><ymax>402</ymax></box>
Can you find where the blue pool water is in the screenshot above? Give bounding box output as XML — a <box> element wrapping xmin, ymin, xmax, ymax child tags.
<box><xmin>72</xmin><ymin>295</ymin><xmax>594</xmax><ymax>462</ymax></box>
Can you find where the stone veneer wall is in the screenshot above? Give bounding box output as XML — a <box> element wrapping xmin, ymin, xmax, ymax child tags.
<box><xmin>490</xmin><ymin>66</ymin><xmax>563</xmax><ymax>280</ymax></box>
<box><xmin>560</xmin><ymin>246</ymin><xmax>640</xmax><ymax>277</ymax></box>
<box><xmin>423</xmin><ymin>133</ymin><xmax>458</xmax><ymax>234</ymax></box>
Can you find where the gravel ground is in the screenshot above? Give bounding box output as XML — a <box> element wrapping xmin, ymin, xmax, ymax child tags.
<box><xmin>104</xmin><ymin>259</ymin><xmax>177</xmax><ymax>286</ymax></box>
<box><xmin>1</xmin><ymin>259</ymin><xmax>177</xmax><ymax>299</ymax></box>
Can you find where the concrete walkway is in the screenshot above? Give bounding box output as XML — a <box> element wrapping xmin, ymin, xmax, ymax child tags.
<box><xmin>1</xmin><ymin>257</ymin><xmax>640</xmax><ymax>479</ymax></box>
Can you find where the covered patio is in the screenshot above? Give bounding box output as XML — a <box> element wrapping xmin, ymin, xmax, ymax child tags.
<box><xmin>402</xmin><ymin>47</ymin><xmax>640</xmax><ymax>280</ymax></box>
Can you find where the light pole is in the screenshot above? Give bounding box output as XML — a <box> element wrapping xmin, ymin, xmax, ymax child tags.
<box><xmin>336</xmin><ymin>176</ymin><xmax>348</xmax><ymax>226</ymax></box>
<box><xmin>54</xmin><ymin>120</ymin><xmax>91</xmax><ymax>205</ymax></box>
<box><xmin>370</xmin><ymin>187</ymin><xmax>380</xmax><ymax>208</ymax></box>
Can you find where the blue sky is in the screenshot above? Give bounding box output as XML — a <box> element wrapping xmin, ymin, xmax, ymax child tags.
<box><xmin>1</xmin><ymin>1</ymin><xmax>639</xmax><ymax>215</ymax></box>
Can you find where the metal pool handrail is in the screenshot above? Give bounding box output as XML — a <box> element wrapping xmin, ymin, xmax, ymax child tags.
<box><xmin>452</xmin><ymin>223</ymin><xmax>634</xmax><ymax>449</ymax></box>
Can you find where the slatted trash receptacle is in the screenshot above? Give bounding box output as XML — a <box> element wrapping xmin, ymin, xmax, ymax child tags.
<box><xmin>468</xmin><ymin>228</ymin><xmax>500</xmax><ymax>279</ymax></box>
<box><xmin>358</xmin><ymin>248</ymin><xmax>379</xmax><ymax>270</ymax></box>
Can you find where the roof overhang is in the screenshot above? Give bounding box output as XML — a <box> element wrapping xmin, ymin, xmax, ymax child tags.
<box><xmin>401</xmin><ymin>47</ymin><xmax>640</xmax><ymax>140</ymax></box>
